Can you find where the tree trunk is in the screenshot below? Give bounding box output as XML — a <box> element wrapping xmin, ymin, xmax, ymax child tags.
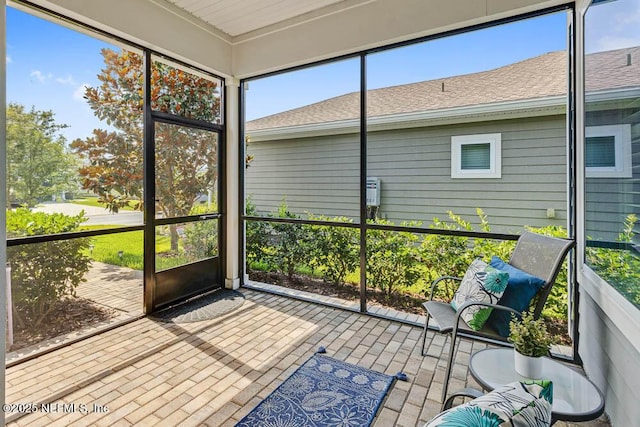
<box><xmin>169</xmin><ymin>224</ymin><xmax>179</xmax><ymax>253</ymax></box>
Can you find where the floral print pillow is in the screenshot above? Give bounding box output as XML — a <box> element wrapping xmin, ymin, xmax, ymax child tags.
<box><xmin>450</xmin><ymin>259</ymin><xmax>509</xmax><ymax>330</ymax></box>
<box><xmin>424</xmin><ymin>380</ymin><xmax>553</xmax><ymax>427</ymax></box>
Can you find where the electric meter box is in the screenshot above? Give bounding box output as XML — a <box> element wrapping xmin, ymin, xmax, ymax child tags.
<box><xmin>366</xmin><ymin>177</ymin><xmax>381</xmax><ymax>206</ymax></box>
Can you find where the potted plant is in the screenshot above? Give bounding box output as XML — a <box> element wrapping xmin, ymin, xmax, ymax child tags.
<box><xmin>508</xmin><ymin>310</ymin><xmax>553</xmax><ymax>379</ymax></box>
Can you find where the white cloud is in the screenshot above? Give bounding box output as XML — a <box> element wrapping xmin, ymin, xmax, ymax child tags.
<box><xmin>6</xmin><ymin>56</ymin><xmax>11</xmax><ymax>64</ymax></box>
<box><xmin>596</xmin><ymin>35</ymin><xmax>640</xmax><ymax>52</ymax></box>
<box><xmin>585</xmin><ymin>0</ymin><xmax>640</xmax><ymax>53</ymax></box>
<box><xmin>73</xmin><ymin>83</ymin><xmax>90</xmax><ymax>101</ymax></box>
<box><xmin>30</xmin><ymin>70</ymin><xmax>52</xmax><ymax>84</ymax></box>
<box><xmin>619</xmin><ymin>9</ymin><xmax>640</xmax><ymax>25</ymax></box>
<box><xmin>55</xmin><ymin>75</ymin><xmax>77</xmax><ymax>86</ymax></box>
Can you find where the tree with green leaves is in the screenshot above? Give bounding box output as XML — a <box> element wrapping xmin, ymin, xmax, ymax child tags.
<box><xmin>6</xmin><ymin>103</ymin><xmax>79</xmax><ymax>208</ymax></box>
<box><xmin>71</xmin><ymin>49</ymin><xmax>221</xmax><ymax>251</ymax></box>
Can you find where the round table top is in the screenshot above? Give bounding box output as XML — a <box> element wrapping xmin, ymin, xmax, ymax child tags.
<box><xmin>469</xmin><ymin>348</ymin><xmax>605</xmax><ymax>423</ymax></box>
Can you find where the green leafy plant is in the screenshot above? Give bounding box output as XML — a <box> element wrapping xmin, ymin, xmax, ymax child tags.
<box><xmin>6</xmin><ymin>208</ymin><xmax>91</xmax><ymax>327</ymax></box>
<box><xmin>245</xmin><ymin>197</ymin><xmax>272</xmax><ymax>267</ymax></box>
<box><xmin>508</xmin><ymin>310</ymin><xmax>553</xmax><ymax>357</ymax></box>
<box><xmin>182</xmin><ymin>203</ymin><xmax>219</xmax><ymax>260</ymax></box>
<box><xmin>306</xmin><ymin>214</ymin><xmax>359</xmax><ymax>285</ymax></box>
<box><xmin>420</xmin><ymin>209</ymin><xmax>514</xmax><ymax>300</ymax></box>
<box><xmin>267</xmin><ymin>201</ymin><xmax>311</xmax><ymax>278</ymax></box>
<box><xmin>586</xmin><ymin>214</ymin><xmax>640</xmax><ymax>308</ymax></box>
<box><xmin>366</xmin><ymin>220</ymin><xmax>423</xmax><ymax>298</ymax></box>
<box><xmin>6</xmin><ymin>103</ymin><xmax>79</xmax><ymax>208</ymax></box>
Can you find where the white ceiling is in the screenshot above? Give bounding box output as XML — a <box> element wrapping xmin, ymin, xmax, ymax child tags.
<box><xmin>164</xmin><ymin>0</ymin><xmax>354</xmax><ymax>38</ymax></box>
<box><xmin>32</xmin><ymin>0</ymin><xmax>569</xmax><ymax>78</ymax></box>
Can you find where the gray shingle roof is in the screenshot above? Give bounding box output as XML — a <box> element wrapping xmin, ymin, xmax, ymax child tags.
<box><xmin>246</xmin><ymin>47</ymin><xmax>640</xmax><ymax>131</ymax></box>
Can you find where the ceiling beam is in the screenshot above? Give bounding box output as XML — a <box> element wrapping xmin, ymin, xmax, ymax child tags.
<box><xmin>233</xmin><ymin>0</ymin><xmax>568</xmax><ymax>78</ymax></box>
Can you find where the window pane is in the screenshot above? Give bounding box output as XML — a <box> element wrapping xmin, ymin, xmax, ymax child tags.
<box><xmin>151</xmin><ymin>56</ymin><xmax>222</xmax><ymax>124</ymax></box>
<box><xmin>6</xmin><ymin>7</ymin><xmax>144</xmax><ymax>232</ymax></box>
<box><xmin>6</xmin><ymin>232</ymin><xmax>143</xmax><ymax>356</ymax></box>
<box><xmin>461</xmin><ymin>143</ymin><xmax>491</xmax><ymax>169</ymax></box>
<box><xmin>244</xmin><ymin>58</ymin><xmax>360</xmax><ymax>220</ymax></box>
<box><xmin>244</xmin><ymin>219</ymin><xmax>361</xmax><ymax>311</ymax></box>
<box><xmin>584</xmin><ymin>0</ymin><xmax>640</xmax><ymax>309</ymax></box>
<box><xmin>155</xmin><ymin>221</ymin><xmax>219</xmax><ymax>272</ymax></box>
<box><xmin>586</xmin><ymin>136</ymin><xmax>615</xmax><ymax>167</ymax></box>
<box><xmin>154</xmin><ymin>122</ymin><xmax>219</xmax><ymax>219</ymax></box>
<box><xmin>366</xmin><ymin>12</ymin><xmax>568</xmax><ymax>233</ymax></box>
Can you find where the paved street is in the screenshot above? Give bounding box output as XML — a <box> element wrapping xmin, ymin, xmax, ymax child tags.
<box><xmin>33</xmin><ymin>201</ymin><xmax>143</xmax><ymax>226</ymax></box>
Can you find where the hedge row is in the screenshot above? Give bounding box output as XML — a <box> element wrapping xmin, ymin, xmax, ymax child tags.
<box><xmin>246</xmin><ymin>201</ymin><xmax>573</xmax><ymax>321</ymax></box>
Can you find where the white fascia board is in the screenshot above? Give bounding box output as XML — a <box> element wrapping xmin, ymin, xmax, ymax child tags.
<box><xmin>585</xmin><ymin>87</ymin><xmax>640</xmax><ymax>103</ymax></box>
<box><xmin>249</xmin><ymin>95</ymin><xmax>567</xmax><ymax>141</ymax></box>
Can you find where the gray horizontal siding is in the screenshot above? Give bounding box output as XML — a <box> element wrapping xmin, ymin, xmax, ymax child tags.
<box><xmin>585</xmin><ymin>107</ymin><xmax>640</xmax><ymax>241</ymax></box>
<box><xmin>246</xmin><ymin>116</ymin><xmax>569</xmax><ymax>232</ymax></box>
<box><xmin>246</xmin><ymin>133</ymin><xmax>360</xmax><ymax>218</ymax></box>
<box><xmin>366</xmin><ymin>117</ymin><xmax>567</xmax><ymax>233</ymax></box>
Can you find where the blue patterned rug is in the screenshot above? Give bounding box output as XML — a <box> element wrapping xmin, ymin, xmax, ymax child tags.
<box><xmin>236</xmin><ymin>353</ymin><xmax>396</xmax><ymax>427</ymax></box>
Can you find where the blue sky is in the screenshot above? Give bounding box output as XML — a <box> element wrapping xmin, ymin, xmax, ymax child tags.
<box><xmin>6</xmin><ymin>7</ymin><xmax>115</xmax><ymax>143</ymax></box>
<box><xmin>246</xmin><ymin>11</ymin><xmax>569</xmax><ymax>121</ymax></box>
<box><xmin>6</xmin><ymin>1</ymin><xmax>640</xmax><ymax>138</ymax></box>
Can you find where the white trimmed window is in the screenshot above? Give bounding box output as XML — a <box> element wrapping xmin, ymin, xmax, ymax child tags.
<box><xmin>585</xmin><ymin>124</ymin><xmax>632</xmax><ymax>178</ymax></box>
<box><xmin>451</xmin><ymin>133</ymin><xmax>501</xmax><ymax>179</ymax></box>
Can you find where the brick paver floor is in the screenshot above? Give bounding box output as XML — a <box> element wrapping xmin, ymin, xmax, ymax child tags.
<box><xmin>5</xmin><ymin>289</ymin><xmax>610</xmax><ymax>426</ymax></box>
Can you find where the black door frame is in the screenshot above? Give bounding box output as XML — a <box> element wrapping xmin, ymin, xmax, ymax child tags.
<box><xmin>142</xmin><ymin>51</ymin><xmax>226</xmax><ymax>313</ymax></box>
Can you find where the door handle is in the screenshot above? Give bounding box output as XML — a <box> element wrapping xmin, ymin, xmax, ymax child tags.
<box><xmin>199</xmin><ymin>214</ymin><xmax>218</xmax><ymax>220</ymax></box>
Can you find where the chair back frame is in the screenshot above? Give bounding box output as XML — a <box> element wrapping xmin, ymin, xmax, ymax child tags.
<box><xmin>508</xmin><ymin>231</ymin><xmax>575</xmax><ymax>319</ymax></box>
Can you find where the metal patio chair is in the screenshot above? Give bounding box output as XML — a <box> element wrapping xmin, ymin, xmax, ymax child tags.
<box><xmin>419</xmin><ymin>231</ymin><xmax>574</xmax><ymax>403</ymax></box>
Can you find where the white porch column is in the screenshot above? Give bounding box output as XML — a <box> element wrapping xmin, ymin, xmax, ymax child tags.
<box><xmin>1</xmin><ymin>1</ymin><xmax>7</xmax><ymax>424</ymax></box>
<box><xmin>225</xmin><ymin>78</ymin><xmax>240</xmax><ymax>290</ymax></box>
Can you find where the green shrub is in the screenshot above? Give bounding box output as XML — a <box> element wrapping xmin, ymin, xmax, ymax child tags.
<box><xmin>306</xmin><ymin>214</ymin><xmax>359</xmax><ymax>285</ymax></box>
<box><xmin>419</xmin><ymin>212</ymin><xmax>475</xmax><ymax>298</ymax></box>
<box><xmin>586</xmin><ymin>214</ymin><xmax>640</xmax><ymax>308</ymax></box>
<box><xmin>183</xmin><ymin>203</ymin><xmax>219</xmax><ymax>260</ymax></box>
<box><xmin>242</xmin><ymin>202</ymin><xmax>581</xmax><ymax>323</ymax></box>
<box><xmin>245</xmin><ymin>197</ymin><xmax>271</xmax><ymax>267</ymax></box>
<box><xmin>6</xmin><ymin>208</ymin><xmax>91</xmax><ymax>327</ymax></box>
<box><xmin>366</xmin><ymin>220</ymin><xmax>423</xmax><ymax>297</ymax></box>
<box><xmin>267</xmin><ymin>201</ymin><xmax>311</xmax><ymax>278</ymax></box>
<box><xmin>420</xmin><ymin>209</ymin><xmax>514</xmax><ymax>300</ymax></box>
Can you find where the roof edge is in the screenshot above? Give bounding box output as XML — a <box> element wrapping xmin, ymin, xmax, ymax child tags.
<box><xmin>248</xmin><ymin>95</ymin><xmax>567</xmax><ymax>141</ymax></box>
<box><xmin>247</xmin><ymin>87</ymin><xmax>640</xmax><ymax>141</ymax></box>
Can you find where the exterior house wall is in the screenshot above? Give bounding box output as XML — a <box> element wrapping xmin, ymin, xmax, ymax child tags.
<box><xmin>245</xmin><ymin>133</ymin><xmax>361</xmax><ymax>219</ymax></box>
<box><xmin>246</xmin><ymin>115</ymin><xmax>570</xmax><ymax>233</ymax></box>
<box><xmin>578</xmin><ymin>272</ymin><xmax>640</xmax><ymax>427</ymax></box>
<box><xmin>585</xmin><ymin>107</ymin><xmax>640</xmax><ymax>242</ymax></box>
<box><xmin>367</xmin><ymin>117</ymin><xmax>567</xmax><ymax>232</ymax></box>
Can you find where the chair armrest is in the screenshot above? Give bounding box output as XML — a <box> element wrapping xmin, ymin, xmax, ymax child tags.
<box><xmin>456</xmin><ymin>301</ymin><xmax>522</xmax><ymax>321</ymax></box>
<box><xmin>429</xmin><ymin>276</ymin><xmax>462</xmax><ymax>300</ymax></box>
<box><xmin>443</xmin><ymin>387</ymin><xmax>484</xmax><ymax>410</ymax></box>
<box><xmin>457</xmin><ymin>301</ymin><xmax>522</xmax><ymax>315</ymax></box>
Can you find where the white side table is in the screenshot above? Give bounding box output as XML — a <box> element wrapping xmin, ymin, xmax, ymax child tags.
<box><xmin>469</xmin><ymin>348</ymin><xmax>605</xmax><ymax>424</ymax></box>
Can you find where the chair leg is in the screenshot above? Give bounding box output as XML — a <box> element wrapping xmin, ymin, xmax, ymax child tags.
<box><xmin>421</xmin><ymin>311</ymin><xmax>431</xmax><ymax>356</ymax></box>
<box><xmin>441</xmin><ymin>332</ymin><xmax>457</xmax><ymax>403</ymax></box>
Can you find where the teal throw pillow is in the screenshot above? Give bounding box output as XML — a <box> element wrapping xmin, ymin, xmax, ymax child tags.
<box><xmin>451</xmin><ymin>259</ymin><xmax>509</xmax><ymax>331</ymax></box>
<box><xmin>486</xmin><ymin>256</ymin><xmax>546</xmax><ymax>337</ymax></box>
<box><xmin>424</xmin><ymin>380</ymin><xmax>553</xmax><ymax>427</ymax></box>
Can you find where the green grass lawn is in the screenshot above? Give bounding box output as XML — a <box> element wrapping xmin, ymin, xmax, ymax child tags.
<box><xmin>81</xmin><ymin>226</ymin><xmax>182</xmax><ymax>270</ymax></box>
<box><xmin>71</xmin><ymin>196</ymin><xmax>137</xmax><ymax>211</ymax></box>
